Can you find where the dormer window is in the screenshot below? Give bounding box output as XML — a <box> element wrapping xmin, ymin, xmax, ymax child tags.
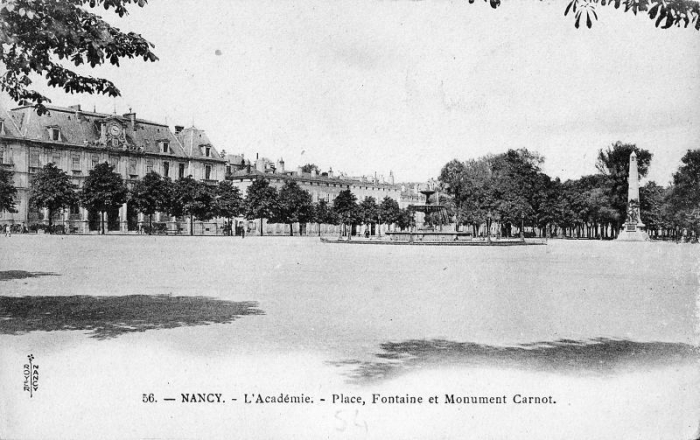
<box><xmin>205</xmin><ymin>146</ymin><xmax>211</xmax><ymax>157</ymax></box>
<box><xmin>47</xmin><ymin>127</ymin><xmax>61</xmax><ymax>141</ymax></box>
<box><xmin>0</xmin><ymin>119</ymin><xmax>5</xmax><ymax>136</ymax></box>
<box><xmin>160</xmin><ymin>141</ymin><xmax>170</xmax><ymax>153</ymax></box>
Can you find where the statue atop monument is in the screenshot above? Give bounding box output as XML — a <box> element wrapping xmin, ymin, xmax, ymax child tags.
<box><xmin>617</xmin><ymin>151</ymin><xmax>650</xmax><ymax>241</ymax></box>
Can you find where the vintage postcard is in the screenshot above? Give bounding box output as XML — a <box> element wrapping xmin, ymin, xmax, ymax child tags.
<box><xmin>0</xmin><ymin>1</ymin><xmax>698</xmax><ymax>439</ymax></box>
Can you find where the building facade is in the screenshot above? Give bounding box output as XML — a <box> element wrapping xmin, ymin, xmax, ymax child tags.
<box><xmin>0</xmin><ymin>104</ymin><xmax>226</xmax><ymax>233</ymax></box>
<box><xmin>226</xmin><ymin>157</ymin><xmax>402</xmax><ymax>236</ymax></box>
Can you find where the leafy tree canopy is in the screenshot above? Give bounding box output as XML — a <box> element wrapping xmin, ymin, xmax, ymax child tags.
<box><xmin>0</xmin><ymin>167</ymin><xmax>18</xmax><ymax>213</ymax></box>
<box><xmin>80</xmin><ymin>162</ymin><xmax>127</xmax><ymax>233</ymax></box>
<box><xmin>80</xmin><ymin>162</ymin><xmax>127</xmax><ymax>214</ymax></box>
<box><xmin>301</xmin><ymin>163</ymin><xmax>321</xmax><ymax>174</ymax></box>
<box><xmin>29</xmin><ymin>163</ymin><xmax>78</xmax><ymax>227</ymax></box>
<box><xmin>378</xmin><ymin>196</ymin><xmax>400</xmax><ymax>225</ymax></box>
<box><xmin>172</xmin><ymin>176</ymin><xmax>215</xmax><ymax>222</ymax></box>
<box><xmin>273</xmin><ymin>180</ymin><xmax>314</xmax><ymax>234</ymax></box>
<box><xmin>0</xmin><ymin>0</ymin><xmax>157</xmax><ymax>115</ymax></box>
<box><xmin>243</xmin><ymin>177</ymin><xmax>278</xmax><ymax>235</ymax></box>
<box><xmin>214</xmin><ymin>180</ymin><xmax>243</xmax><ymax>220</ymax></box>
<box><xmin>129</xmin><ymin>171</ymin><xmax>171</xmax><ymax>220</ymax></box>
<box><xmin>358</xmin><ymin>196</ymin><xmax>378</xmax><ymax>225</ymax></box>
<box><xmin>314</xmin><ymin>199</ymin><xmax>339</xmax><ymax>226</ymax></box>
<box><xmin>333</xmin><ymin>189</ymin><xmax>360</xmax><ymax>225</ymax></box>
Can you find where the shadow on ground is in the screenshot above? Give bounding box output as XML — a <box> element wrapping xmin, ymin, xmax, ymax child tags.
<box><xmin>0</xmin><ymin>271</ymin><xmax>59</xmax><ymax>281</ymax></box>
<box><xmin>331</xmin><ymin>338</ymin><xmax>700</xmax><ymax>383</ymax></box>
<box><xmin>0</xmin><ymin>295</ymin><xmax>264</xmax><ymax>339</ymax></box>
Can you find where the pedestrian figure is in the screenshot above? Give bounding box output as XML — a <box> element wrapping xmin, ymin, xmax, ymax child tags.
<box><xmin>5</xmin><ymin>224</ymin><xmax>11</xmax><ymax>237</ymax></box>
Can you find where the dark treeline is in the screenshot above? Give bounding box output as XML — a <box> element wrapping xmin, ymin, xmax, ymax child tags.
<box><xmin>438</xmin><ymin>142</ymin><xmax>700</xmax><ymax>241</ymax></box>
<box><xmin>241</xmin><ymin>177</ymin><xmax>414</xmax><ymax>237</ymax></box>
<box><xmin>4</xmin><ymin>141</ymin><xmax>699</xmax><ymax>239</ymax></box>
<box><xmin>6</xmin><ymin>161</ymin><xmax>415</xmax><ymax>236</ymax></box>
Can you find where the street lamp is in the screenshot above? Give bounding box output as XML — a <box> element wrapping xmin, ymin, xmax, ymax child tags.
<box><xmin>520</xmin><ymin>211</ymin><xmax>525</xmax><ymax>242</ymax></box>
<box><xmin>486</xmin><ymin>210</ymin><xmax>492</xmax><ymax>245</ymax></box>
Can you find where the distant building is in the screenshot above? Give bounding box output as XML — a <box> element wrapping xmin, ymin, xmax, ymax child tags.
<box><xmin>226</xmin><ymin>156</ymin><xmax>401</xmax><ymax>235</ymax></box>
<box><xmin>0</xmin><ymin>104</ymin><xmax>225</xmax><ymax>233</ymax></box>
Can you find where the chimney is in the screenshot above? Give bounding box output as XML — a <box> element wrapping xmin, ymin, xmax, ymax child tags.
<box><xmin>389</xmin><ymin>171</ymin><xmax>395</xmax><ymax>185</ymax></box>
<box><xmin>328</xmin><ymin>167</ymin><xmax>334</xmax><ymax>178</ymax></box>
<box><xmin>175</xmin><ymin>125</ymin><xmax>184</xmax><ymax>135</ymax></box>
<box><xmin>277</xmin><ymin>158</ymin><xmax>285</xmax><ymax>173</ymax></box>
<box><xmin>122</xmin><ymin>108</ymin><xmax>136</xmax><ymax>130</ymax></box>
<box><xmin>255</xmin><ymin>158</ymin><xmax>266</xmax><ymax>173</ymax></box>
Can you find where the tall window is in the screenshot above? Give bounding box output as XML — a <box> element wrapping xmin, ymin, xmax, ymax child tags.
<box><xmin>109</xmin><ymin>155</ymin><xmax>119</xmax><ymax>169</ymax></box>
<box><xmin>128</xmin><ymin>158</ymin><xmax>137</xmax><ymax>175</ymax></box>
<box><xmin>178</xmin><ymin>163</ymin><xmax>185</xmax><ymax>179</ymax></box>
<box><xmin>30</xmin><ymin>149</ymin><xmax>41</xmax><ymax>167</ymax></box>
<box><xmin>52</xmin><ymin>151</ymin><xmax>61</xmax><ymax>166</ymax></box>
<box><xmin>48</xmin><ymin>128</ymin><xmax>61</xmax><ymax>141</ymax></box>
<box><xmin>204</xmin><ymin>165</ymin><xmax>211</xmax><ymax>180</ymax></box>
<box><xmin>91</xmin><ymin>154</ymin><xmax>99</xmax><ymax>169</ymax></box>
<box><xmin>163</xmin><ymin>161</ymin><xmax>170</xmax><ymax>177</ymax></box>
<box><xmin>146</xmin><ymin>159</ymin><xmax>153</xmax><ymax>174</ymax></box>
<box><xmin>71</xmin><ymin>153</ymin><xmax>81</xmax><ymax>171</ymax></box>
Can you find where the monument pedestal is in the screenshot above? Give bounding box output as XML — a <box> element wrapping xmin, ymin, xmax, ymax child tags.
<box><xmin>616</xmin><ymin>223</ymin><xmax>650</xmax><ymax>241</ymax></box>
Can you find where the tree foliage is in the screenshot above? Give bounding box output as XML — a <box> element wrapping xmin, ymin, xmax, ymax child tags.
<box><xmin>171</xmin><ymin>176</ymin><xmax>215</xmax><ymax>235</ymax></box>
<box><xmin>300</xmin><ymin>163</ymin><xmax>321</xmax><ymax>174</ymax></box>
<box><xmin>80</xmin><ymin>162</ymin><xmax>127</xmax><ymax>234</ymax></box>
<box><xmin>596</xmin><ymin>142</ymin><xmax>652</xmax><ymax>228</ymax></box>
<box><xmin>358</xmin><ymin>196</ymin><xmax>379</xmax><ymax>226</ymax></box>
<box><xmin>129</xmin><ymin>171</ymin><xmax>171</xmax><ymax>227</ymax></box>
<box><xmin>668</xmin><ymin>149</ymin><xmax>700</xmax><ymax>236</ymax></box>
<box><xmin>0</xmin><ymin>0</ymin><xmax>158</xmax><ymax>114</ymax></box>
<box><xmin>563</xmin><ymin>0</ymin><xmax>700</xmax><ymax>30</ymax></box>
<box><xmin>29</xmin><ymin>163</ymin><xmax>78</xmax><ymax>228</ymax></box>
<box><xmin>243</xmin><ymin>177</ymin><xmax>278</xmax><ymax>236</ymax></box>
<box><xmin>332</xmin><ymin>189</ymin><xmax>360</xmax><ymax>238</ymax></box>
<box><xmin>314</xmin><ymin>199</ymin><xmax>338</xmax><ymax>229</ymax></box>
<box><xmin>378</xmin><ymin>196</ymin><xmax>400</xmax><ymax>226</ymax></box>
<box><xmin>273</xmin><ymin>180</ymin><xmax>313</xmax><ymax>236</ymax></box>
<box><xmin>214</xmin><ymin>180</ymin><xmax>243</xmax><ymax>221</ymax></box>
<box><xmin>0</xmin><ymin>167</ymin><xmax>18</xmax><ymax>214</ymax></box>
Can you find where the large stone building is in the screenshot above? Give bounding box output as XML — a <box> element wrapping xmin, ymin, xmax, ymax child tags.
<box><xmin>0</xmin><ymin>102</ymin><xmax>416</xmax><ymax>236</ymax></box>
<box><xmin>0</xmin><ymin>104</ymin><xmax>225</xmax><ymax>232</ymax></box>
<box><xmin>226</xmin><ymin>156</ymin><xmax>402</xmax><ymax>235</ymax></box>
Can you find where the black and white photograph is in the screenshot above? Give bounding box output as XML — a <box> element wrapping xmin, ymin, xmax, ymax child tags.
<box><xmin>0</xmin><ymin>1</ymin><xmax>699</xmax><ymax>438</ymax></box>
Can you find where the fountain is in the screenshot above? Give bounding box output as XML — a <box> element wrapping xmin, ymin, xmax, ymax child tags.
<box><xmin>321</xmin><ymin>179</ymin><xmax>543</xmax><ymax>246</ymax></box>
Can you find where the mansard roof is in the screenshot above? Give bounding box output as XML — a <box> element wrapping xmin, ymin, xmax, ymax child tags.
<box><xmin>5</xmin><ymin>104</ymin><xmax>189</xmax><ymax>158</ymax></box>
<box><xmin>228</xmin><ymin>169</ymin><xmax>400</xmax><ymax>190</ymax></box>
<box><xmin>176</xmin><ymin>126</ymin><xmax>225</xmax><ymax>162</ymax></box>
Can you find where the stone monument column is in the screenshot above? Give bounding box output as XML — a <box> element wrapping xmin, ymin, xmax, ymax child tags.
<box><xmin>617</xmin><ymin>151</ymin><xmax>649</xmax><ymax>241</ymax></box>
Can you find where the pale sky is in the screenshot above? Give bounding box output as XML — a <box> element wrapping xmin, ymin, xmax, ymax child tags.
<box><xmin>3</xmin><ymin>0</ymin><xmax>699</xmax><ymax>184</ymax></box>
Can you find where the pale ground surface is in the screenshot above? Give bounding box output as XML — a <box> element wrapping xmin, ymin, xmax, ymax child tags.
<box><xmin>0</xmin><ymin>236</ymin><xmax>698</xmax><ymax>439</ymax></box>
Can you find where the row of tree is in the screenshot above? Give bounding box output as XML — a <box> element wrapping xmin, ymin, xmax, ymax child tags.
<box><xmin>437</xmin><ymin>142</ymin><xmax>700</xmax><ymax>240</ymax></box>
<box><xmin>0</xmin><ymin>161</ymin><xmax>416</xmax><ymax>236</ymax></box>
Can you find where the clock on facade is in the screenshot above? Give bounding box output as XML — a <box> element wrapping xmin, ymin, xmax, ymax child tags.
<box><xmin>109</xmin><ymin>124</ymin><xmax>121</xmax><ymax>136</ymax></box>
